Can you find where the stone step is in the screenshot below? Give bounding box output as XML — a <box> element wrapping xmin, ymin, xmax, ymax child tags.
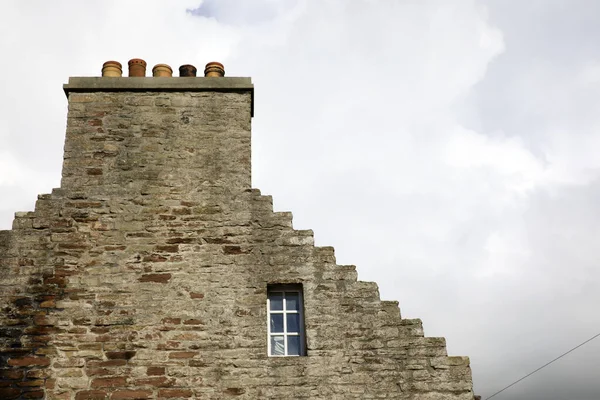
<box><xmin>320</xmin><ymin>264</ymin><xmax>357</xmax><ymax>282</ymax></box>
<box><xmin>345</xmin><ymin>281</ymin><xmax>381</xmax><ymax>304</ymax></box>
<box><xmin>380</xmin><ymin>300</ymin><xmax>401</xmax><ymax>319</ymax></box>
<box><xmin>313</xmin><ymin>246</ymin><xmax>336</xmax><ymax>264</ymax></box>
<box><xmin>400</xmin><ymin>318</ymin><xmax>424</xmax><ymax>337</ymax></box>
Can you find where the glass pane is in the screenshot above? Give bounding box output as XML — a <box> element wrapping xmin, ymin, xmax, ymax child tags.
<box><xmin>271</xmin><ymin>336</ymin><xmax>285</xmax><ymax>356</ymax></box>
<box><xmin>287</xmin><ymin>336</ymin><xmax>301</xmax><ymax>356</ymax></box>
<box><xmin>286</xmin><ymin>313</ymin><xmax>300</xmax><ymax>333</ymax></box>
<box><xmin>285</xmin><ymin>292</ymin><xmax>300</xmax><ymax>311</ymax></box>
<box><xmin>270</xmin><ymin>314</ymin><xmax>284</xmax><ymax>333</ymax></box>
<box><xmin>269</xmin><ymin>292</ymin><xmax>283</xmax><ymax>311</ymax></box>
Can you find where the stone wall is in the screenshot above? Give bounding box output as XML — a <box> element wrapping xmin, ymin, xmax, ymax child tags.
<box><xmin>0</xmin><ymin>77</ymin><xmax>475</xmax><ymax>399</ymax></box>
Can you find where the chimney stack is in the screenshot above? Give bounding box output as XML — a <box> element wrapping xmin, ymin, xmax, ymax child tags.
<box><xmin>62</xmin><ymin>59</ymin><xmax>253</xmax><ymax>197</ymax></box>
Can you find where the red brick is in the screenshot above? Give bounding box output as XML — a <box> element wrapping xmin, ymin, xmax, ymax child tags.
<box><xmin>156</xmin><ymin>341</ymin><xmax>181</xmax><ymax>350</ymax></box>
<box><xmin>87</xmin><ymin>168</ymin><xmax>103</xmax><ymax>176</ymax></box>
<box><xmin>223</xmin><ymin>245</ymin><xmax>244</xmax><ymax>254</ymax></box>
<box><xmin>161</xmin><ymin>318</ymin><xmax>181</xmax><ymax>325</ymax></box>
<box><xmin>0</xmin><ymin>388</ymin><xmax>21</xmax><ymax>399</ymax></box>
<box><xmin>165</xmin><ymin>237</ymin><xmax>195</xmax><ymax>244</ymax></box>
<box><xmin>202</xmin><ymin>236</ymin><xmax>231</xmax><ymax>244</ymax></box>
<box><xmin>95</xmin><ymin>335</ymin><xmax>113</xmax><ymax>342</ymax></box>
<box><xmin>104</xmin><ymin>245</ymin><xmax>126</xmax><ymax>251</ymax></box>
<box><xmin>40</xmin><ymin>300</ymin><xmax>56</xmax><ymax>308</ymax></box>
<box><xmin>189</xmin><ymin>292</ymin><xmax>204</xmax><ymax>299</ymax></box>
<box><xmin>54</xmin><ymin>267</ymin><xmax>76</xmax><ymax>278</ymax></box>
<box><xmin>0</xmin><ymin>369</ymin><xmax>24</xmax><ymax>379</ymax></box>
<box><xmin>75</xmin><ymin>390</ymin><xmax>109</xmax><ymax>400</ymax></box>
<box><xmin>139</xmin><ymin>273</ymin><xmax>171</xmax><ymax>283</ymax></box>
<box><xmin>155</xmin><ymin>245</ymin><xmax>179</xmax><ymax>253</ymax></box>
<box><xmin>17</xmin><ymin>379</ymin><xmax>44</xmax><ymax>387</ymax></box>
<box><xmin>24</xmin><ymin>325</ymin><xmax>56</xmax><ymax>335</ymax></box>
<box><xmin>33</xmin><ymin>314</ymin><xmax>52</xmax><ymax>326</ymax></box>
<box><xmin>23</xmin><ymin>390</ymin><xmax>45</xmax><ymax>399</ymax></box>
<box><xmin>146</xmin><ymin>366</ymin><xmax>165</xmax><ymax>376</ymax></box>
<box><xmin>7</xmin><ymin>356</ymin><xmax>50</xmax><ymax>367</ymax></box>
<box><xmin>86</xmin><ymin>367</ymin><xmax>111</xmax><ymax>376</ymax></box>
<box><xmin>141</xmin><ymin>254</ymin><xmax>168</xmax><ymax>263</ymax></box>
<box><xmin>110</xmin><ymin>389</ymin><xmax>152</xmax><ymax>399</ymax></box>
<box><xmin>91</xmin><ymin>377</ymin><xmax>126</xmax><ymax>388</ymax></box>
<box><xmin>158</xmin><ymin>389</ymin><xmax>194</xmax><ymax>398</ymax></box>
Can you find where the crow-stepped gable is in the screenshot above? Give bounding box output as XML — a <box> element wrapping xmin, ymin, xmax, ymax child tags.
<box><xmin>0</xmin><ymin>60</ymin><xmax>476</xmax><ymax>399</ymax></box>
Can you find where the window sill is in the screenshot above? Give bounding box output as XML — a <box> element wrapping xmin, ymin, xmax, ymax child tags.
<box><xmin>265</xmin><ymin>355</ymin><xmax>309</xmax><ymax>365</ymax></box>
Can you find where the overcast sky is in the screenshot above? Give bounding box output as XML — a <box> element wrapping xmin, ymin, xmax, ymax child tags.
<box><xmin>1</xmin><ymin>1</ymin><xmax>599</xmax><ymax>398</ymax></box>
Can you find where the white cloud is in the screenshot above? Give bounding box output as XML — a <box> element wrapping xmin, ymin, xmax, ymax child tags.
<box><xmin>0</xmin><ymin>151</ymin><xmax>30</xmax><ymax>186</ymax></box>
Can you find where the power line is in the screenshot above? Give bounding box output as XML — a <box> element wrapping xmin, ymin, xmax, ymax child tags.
<box><xmin>485</xmin><ymin>331</ymin><xmax>600</xmax><ymax>400</ymax></box>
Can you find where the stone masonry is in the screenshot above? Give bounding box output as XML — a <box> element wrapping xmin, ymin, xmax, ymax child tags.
<box><xmin>0</xmin><ymin>76</ymin><xmax>476</xmax><ymax>399</ymax></box>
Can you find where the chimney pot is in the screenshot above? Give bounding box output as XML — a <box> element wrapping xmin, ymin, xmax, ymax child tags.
<box><xmin>152</xmin><ymin>64</ymin><xmax>173</xmax><ymax>77</ymax></box>
<box><xmin>128</xmin><ymin>58</ymin><xmax>147</xmax><ymax>77</ymax></box>
<box><xmin>204</xmin><ymin>62</ymin><xmax>225</xmax><ymax>77</ymax></box>
<box><xmin>179</xmin><ymin>64</ymin><xmax>197</xmax><ymax>77</ymax></box>
<box><xmin>102</xmin><ymin>61</ymin><xmax>122</xmax><ymax>77</ymax></box>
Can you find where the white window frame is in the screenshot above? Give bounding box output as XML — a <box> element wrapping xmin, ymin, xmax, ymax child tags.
<box><xmin>267</xmin><ymin>284</ymin><xmax>306</xmax><ymax>357</ymax></box>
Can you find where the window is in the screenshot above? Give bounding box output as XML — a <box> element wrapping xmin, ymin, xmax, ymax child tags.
<box><xmin>267</xmin><ymin>284</ymin><xmax>306</xmax><ymax>356</ymax></box>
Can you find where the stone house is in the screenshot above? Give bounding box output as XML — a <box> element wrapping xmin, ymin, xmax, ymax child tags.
<box><xmin>0</xmin><ymin>62</ymin><xmax>476</xmax><ymax>399</ymax></box>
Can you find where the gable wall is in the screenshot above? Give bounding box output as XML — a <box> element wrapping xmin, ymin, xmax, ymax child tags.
<box><xmin>0</xmin><ymin>79</ymin><xmax>474</xmax><ymax>400</ymax></box>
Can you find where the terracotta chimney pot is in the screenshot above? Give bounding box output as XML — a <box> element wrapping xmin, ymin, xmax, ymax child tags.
<box><xmin>102</xmin><ymin>61</ymin><xmax>122</xmax><ymax>77</ymax></box>
<box><xmin>179</xmin><ymin>64</ymin><xmax>197</xmax><ymax>77</ymax></box>
<box><xmin>152</xmin><ymin>64</ymin><xmax>173</xmax><ymax>77</ymax></box>
<box><xmin>204</xmin><ymin>62</ymin><xmax>225</xmax><ymax>77</ymax></box>
<box><xmin>128</xmin><ymin>58</ymin><xmax>147</xmax><ymax>77</ymax></box>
